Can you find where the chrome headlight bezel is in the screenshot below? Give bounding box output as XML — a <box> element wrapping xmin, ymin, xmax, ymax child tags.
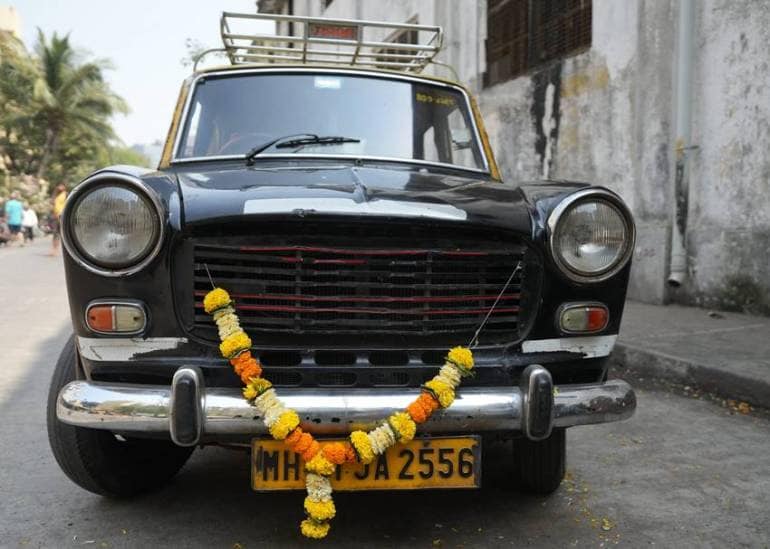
<box><xmin>61</xmin><ymin>173</ymin><xmax>165</xmax><ymax>277</ymax></box>
<box><xmin>547</xmin><ymin>189</ymin><xmax>635</xmax><ymax>284</ymax></box>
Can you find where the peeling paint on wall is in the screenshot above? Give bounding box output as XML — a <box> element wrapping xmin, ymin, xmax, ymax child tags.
<box><xmin>541</xmin><ymin>83</ymin><xmax>556</xmax><ymax>178</ymax></box>
<box><xmin>561</xmin><ymin>65</ymin><xmax>610</xmax><ymax>98</ymax></box>
<box><xmin>531</xmin><ymin>63</ymin><xmax>562</xmax><ymax>180</ymax></box>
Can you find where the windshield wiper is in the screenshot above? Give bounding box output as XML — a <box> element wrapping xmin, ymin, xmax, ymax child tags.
<box><xmin>276</xmin><ymin>135</ymin><xmax>360</xmax><ymax>150</ymax></box>
<box><xmin>245</xmin><ymin>134</ymin><xmax>360</xmax><ymax>165</ymax></box>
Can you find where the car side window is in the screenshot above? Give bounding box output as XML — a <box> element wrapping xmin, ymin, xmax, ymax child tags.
<box><xmin>181</xmin><ymin>100</ymin><xmax>202</xmax><ymax>158</ymax></box>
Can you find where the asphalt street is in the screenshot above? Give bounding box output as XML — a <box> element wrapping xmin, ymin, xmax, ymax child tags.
<box><xmin>1</xmin><ymin>239</ymin><xmax>768</xmax><ymax>548</ymax></box>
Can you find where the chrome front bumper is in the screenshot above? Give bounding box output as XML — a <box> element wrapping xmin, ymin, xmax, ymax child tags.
<box><xmin>56</xmin><ymin>366</ymin><xmax>636</xmax><ymax>447</ymax></box>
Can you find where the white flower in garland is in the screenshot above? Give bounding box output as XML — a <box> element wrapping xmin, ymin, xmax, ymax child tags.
<box><xmin>367</xmin><ymin>422</ymin><xmax>398</xmax><ymax>455</ymax></box>
<box><xmin>305</xmin><ymin>472</ymin><xmax>333</xmax><ymax>501</ymax></box>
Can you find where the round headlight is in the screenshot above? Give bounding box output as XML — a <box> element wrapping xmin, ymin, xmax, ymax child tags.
<box><xmin>68</xmin><ymin>183</ymin><xmax>161</xmax><ymax>272</ymax></box>
<box><xmin>549</xmin><ymin>193</ymin><xmax>633</xmax><ymax>282</ymax></box>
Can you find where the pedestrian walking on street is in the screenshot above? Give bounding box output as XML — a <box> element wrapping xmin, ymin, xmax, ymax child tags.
<box><xmin>4</xmin><ymin>191</ymin><xmax>24</xmax><ymax>246</ymax></box>
<box><xmin>50</xmin><ymin>184</ymin><xmax>67</xmax><ymax>256</ymax></box>
<box><xmin>22</xmin><ymin>203</ymin><xmax>38</xmax><ymax>244</ymax></box>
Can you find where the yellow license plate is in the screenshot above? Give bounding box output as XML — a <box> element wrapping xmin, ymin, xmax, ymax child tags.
<box><xmin>251</xmin><ymin>436</ymin><xmax>481</xmax><ymax>491</ymax></box>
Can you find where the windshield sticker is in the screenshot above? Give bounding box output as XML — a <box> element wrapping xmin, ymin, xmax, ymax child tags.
<box><xmin>314</xmin><ymin>76</ymin><xmax>342</xmax><ymax>89</ymax></box>
<box><xmin>415</xmin><ymin>91</ymin><xmax>456</xmax><ymax>107</ymax></box>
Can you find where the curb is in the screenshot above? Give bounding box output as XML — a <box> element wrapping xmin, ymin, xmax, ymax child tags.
<box><xmin>611</xmin><ymin>342</ymin><xmax>770</xmax><ymax>409</ymax></box>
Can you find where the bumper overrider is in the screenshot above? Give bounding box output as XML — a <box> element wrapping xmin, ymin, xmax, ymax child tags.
<box><xmin>57</xmin><ymin>365</ymin><xmax>636</xmax><ymax>447</ymax></box>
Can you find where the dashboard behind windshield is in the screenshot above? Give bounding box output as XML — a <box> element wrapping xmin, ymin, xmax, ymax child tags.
<box><xmin>176</xmin><ymin>72</ymin><xmax>486</xmax><ymax>171</ymax></box>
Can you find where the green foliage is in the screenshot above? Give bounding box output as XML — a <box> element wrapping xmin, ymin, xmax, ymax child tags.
<box><xmin>0</xmin><ymin>29</ymin><xmax>134</xmax><ymax>197</ymax></box>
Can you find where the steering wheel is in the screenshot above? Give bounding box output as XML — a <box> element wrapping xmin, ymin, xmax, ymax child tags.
<box><xmin>217</xmin><ymin>132</ymin><xmax>273</xmax><ymax>155</ymax></box>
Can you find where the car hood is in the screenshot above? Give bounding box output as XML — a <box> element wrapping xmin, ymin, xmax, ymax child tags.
<box><xmin>173</xmin><ymin>163</ymin><xmax>585</xmax><ymax>239</ymax></box>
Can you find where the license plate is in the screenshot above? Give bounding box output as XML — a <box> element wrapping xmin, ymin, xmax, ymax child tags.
<box><xmin>251</xmin><ymin>436</ymin><xmax>481</xmax><ymax>491</ymax></box>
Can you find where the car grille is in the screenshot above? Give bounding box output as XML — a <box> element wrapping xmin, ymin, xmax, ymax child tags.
<box><xmin>188</xmin><ymin>224</ymin><xmax>539</xmax><ymax>347</ymax></box>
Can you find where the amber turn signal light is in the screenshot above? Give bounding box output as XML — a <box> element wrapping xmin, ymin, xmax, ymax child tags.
<box><xmin>557</xmin><ymin>303</ymin><xmax>609</xmax><ymax>334</ymax></box>
<box><xmin>86</xmin><ymin>302</ymin><xmax>146</xmax><ymax>334</ymax></box>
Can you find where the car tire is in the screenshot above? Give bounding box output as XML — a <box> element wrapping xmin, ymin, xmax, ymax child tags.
<box><xmin>46</xmin><ymin>335</ymin><xmax>194</xmax><ymax>497</ymax></box>
<box><xmin>513</xmin><ymin>428</ymin><xmax>566</xmax><ymax>495</ymax></box>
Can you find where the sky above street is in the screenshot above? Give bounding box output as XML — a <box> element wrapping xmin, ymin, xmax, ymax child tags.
<box><xmin>13</xmin><ymin>0</ymin><xmax>273</xmax><ymax>146</ymax></box>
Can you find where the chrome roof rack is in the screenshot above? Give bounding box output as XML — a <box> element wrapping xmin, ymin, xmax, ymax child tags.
<box><xmin>219</xmin><ymin>12</ymin><xmax>443</xmax><ymax>73</ymax></box>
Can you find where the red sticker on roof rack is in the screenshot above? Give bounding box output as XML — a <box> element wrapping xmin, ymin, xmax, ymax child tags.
<box><xmin>308</xmin><ymin>22</ymin><xmax>358</xmax><ymax>41</ymax></box>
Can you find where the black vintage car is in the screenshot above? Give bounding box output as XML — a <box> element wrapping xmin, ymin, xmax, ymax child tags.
<box><xmin>47</xmin><ymin>15</ymin><xmax>635</xmax><ymax>500</ymax></box>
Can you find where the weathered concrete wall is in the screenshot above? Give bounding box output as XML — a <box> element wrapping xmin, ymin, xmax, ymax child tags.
<box><xmin>283</xmin><ymin>0</ymin><xmax>770</xmax><ymax>313</ymax></box>
<box><xmin>686</xmin><ymin>0</ymin><xmax>770</xmax><ymax>314</ymax></box>
<box><xmin>537</xmin><ymin>0</ymin><xmax>676</xmax><ymax>304</ymax></box>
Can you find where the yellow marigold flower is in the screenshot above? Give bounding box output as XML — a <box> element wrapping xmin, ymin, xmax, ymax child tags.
<box><xmin>424</xmin><ymin>379</ymin><xmax>455</xmax><ymax>408</ymax></box>
<box><xmin>300</xmin><ymin>518</ymin><xmax>330</xmax><ymax>539</ymax></box>
<box><xmin>203</xmin><ymin>288</ymin><xmax>231</xmax><ymax>314</ymax></box>
<box><xmin>305</xmin><ymin>453</ymin><xmax>336</xmax><ymax>476</ymax></box>
<box><xmin>349</xmin><ymin>430</ymin><xmax>375</xmax><ymax>464</ymax></box>
<box><xmin>304</xmin><ymin>497</ymin><xmax>336</xmax><ymax>521</ymax></box>
<box><xmin>219</xmin><ymin>331</ymin><xmax>251</xmax><ymax>358</ymax></box>
<box><xmin>242</xmin><ymin>378</ymin><xmax>272</xmax><ymax>401</ymax></box>
<box><xmin>447</xmin><ymin>346</ymin><xmax>474</xmax><ymax>371</ymax></box>
<box><xmin>269</xmin><ymin>410</ymin><xmax>300</xmax><ymax>440</ymax></box>
<box><xmin>388</xmin><ymin>411</ymin><xmax>417</xmax><ymax>443</ymax></box>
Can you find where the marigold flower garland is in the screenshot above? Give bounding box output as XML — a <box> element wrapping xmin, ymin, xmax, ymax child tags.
<box><xmin>203</xmin><ymin>287</ymin><xmax>474</xmax><ymax>539</ymax></box>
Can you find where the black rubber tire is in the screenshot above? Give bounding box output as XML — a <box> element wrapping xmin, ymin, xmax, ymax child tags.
<box><xmin>513</xmin><ymin>428</ymin><xmax>566</xmax><ymax>495</ymax></box>
<box><xmin>46</xmin><ymin>336</ymin><xmax>194</xmax><ymax>497</ymax></box>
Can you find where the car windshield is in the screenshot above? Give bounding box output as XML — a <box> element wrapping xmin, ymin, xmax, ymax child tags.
<box><xmin>176</xmin><ymin>72</ymin><xmax>486</xmax><ymax>171</ymax></box>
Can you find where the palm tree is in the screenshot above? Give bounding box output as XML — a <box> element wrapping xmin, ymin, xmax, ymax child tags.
<box><xmin>0</xmin><ymin>32</ymin><xmax>41</xmax><ymax>174</ymax></box>
<box><xmin>32</xmin><ymin>30</ymin><xmax>128</xmax><ymax>178</ymax></box>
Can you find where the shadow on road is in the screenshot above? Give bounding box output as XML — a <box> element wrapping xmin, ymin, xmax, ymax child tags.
<box><xmin>87</xmin><ymin>440</ymin><xmax>555</xmax><ymax>547</ymax></box>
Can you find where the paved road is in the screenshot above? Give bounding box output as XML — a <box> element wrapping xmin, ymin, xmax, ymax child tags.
<box><xmin>1</xmin><ymin>240</ymin><xmax>769</xmax><ymax>548</ymax></box>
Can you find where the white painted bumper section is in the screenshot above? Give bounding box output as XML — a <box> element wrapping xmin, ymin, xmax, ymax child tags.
<box><xmin>77</xmin><ymin>337</ymin><xmax>188</xmax><ymax>361</ymax></box>
<box><xmin>521</xmin><ymin>335</ymin><xmax>618</xmax><ymax>358</ymax></box>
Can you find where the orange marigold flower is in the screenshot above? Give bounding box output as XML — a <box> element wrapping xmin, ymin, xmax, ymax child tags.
<box><xmin>229</xmin><ymin>350</ymin><xmax>253</xmax><ymax>369</ymax></box>
<box><xmin>285</xmin><ymin>427</ymin><xmax>304</xmax><ymax>447</ymax></box>
<box><xmin>407</xmin><ymin>401</ymin><xmax>428</xmax><ymax>423</ymax></box>
<box><xmin>420</xmin><ymin>391</ymin><xmax>440</xmax><ymax>412</ymax></box>
<box><xmin>322</xmin><ymin>442</ymin><xmax>351</xmax><ymax>465</ymax></box>
<box><xmin>301</xmin><ymin>440</ymin><xmax>321</xmax><ymax>462</ymax></box>
<box><xmin>239</xmin><ymin>362</ymin><xmax>263</xmax><ymax>385</ymax></box>
<box><xmin>294</xmin><ymin>432</ymin><xmax>315</xmax><ymax>454</ymax></box>
<box><xmin>407</xmin><ymin>392</ymin><xmax>439</xmax><ymax>423</ymax></box>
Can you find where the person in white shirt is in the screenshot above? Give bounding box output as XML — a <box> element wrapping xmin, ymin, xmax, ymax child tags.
<box><xmin>21</xmin><ymin>204</ymin><xmax>38</xmax><ymax>244</ymax></box>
